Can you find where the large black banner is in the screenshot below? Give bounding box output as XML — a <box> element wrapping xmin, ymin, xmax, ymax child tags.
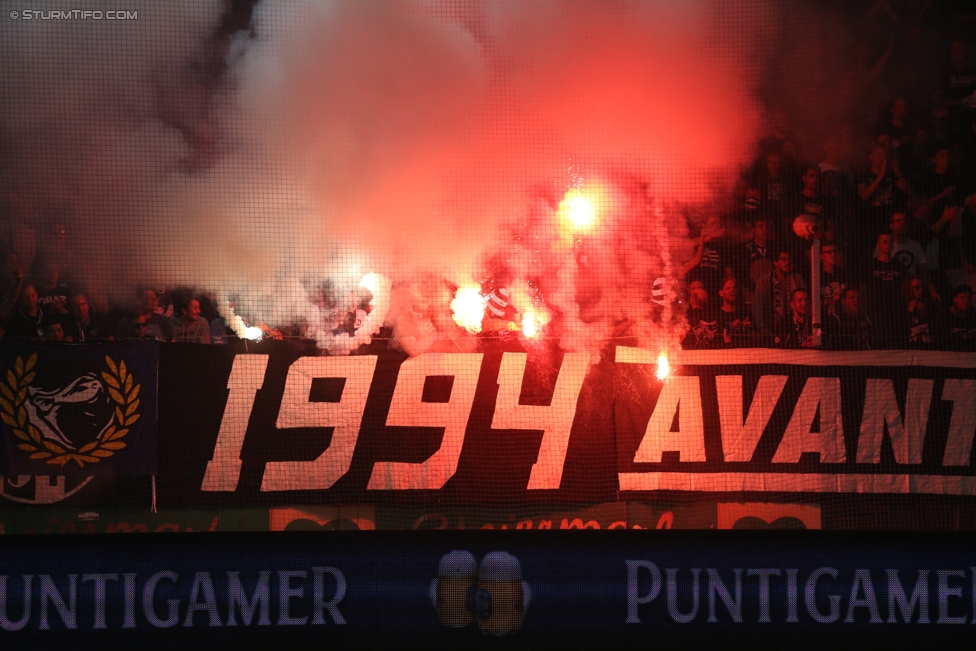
<box><xmin>157</xmin><ymin>342</ymin><xmax>976</xmax><ymax>508</ymax></box>
<box><xmin>3</xmin><ymin>341</ymin><xmax>976</xmax><ymax>511</ymax></box>
<box><xmin>615</xmin><ymin>347</ymin><xmax>976</xmax><ymax>496</ymax></box>
<box><xmin>157</xmin><ymin>341</ymin><xmax>617</xmax><ymax>507</ymax></box>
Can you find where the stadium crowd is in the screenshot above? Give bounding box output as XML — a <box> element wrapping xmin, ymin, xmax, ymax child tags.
<box><xmin>0</xmin><ymin>3</ymin><xmax>975</xmax><ymax>352</ymax></box>
<box><xmin>677</xmin><ymin>17</ymin><xmax>976</xmax><ymax>351</ymax></box>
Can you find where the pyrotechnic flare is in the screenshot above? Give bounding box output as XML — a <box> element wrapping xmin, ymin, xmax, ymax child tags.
<box><xmin>521</xmin><ymin>307</ymin><xmax>550</xmax><ymax>339</ymax></box>
<box><xmin>656</xmin><ymin>351</ymin><xmax>670</xmax><ymax>380</ymax></box>
<box><xmin>360</xmin><ymin>272</ymin><xmax>379</xmax><ymax>293</ymax></box>
<box><xmin>560</xmin><ymin>190</ymin><xmax>596</xmax><ymax>231</ymax></box>
<box><xmin>523</xmin><ymin>309</ymin><xmax>537</xmax><ymax>338</ymax></box>
<box><xmin>451</xmin><ymin>285</ymin><xmax>487</xmax><ymax>334</ymax></box>
<box><xmin>243</xmin><ymin>326</ymin><xmax>263</xmax><ymax>341</ymax></box>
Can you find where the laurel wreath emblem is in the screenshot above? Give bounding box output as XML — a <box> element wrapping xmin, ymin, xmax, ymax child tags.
<box><xmin>0</xmin><ymin>354</ymin><xmax>141</xmax><ymax>468</ymax></box>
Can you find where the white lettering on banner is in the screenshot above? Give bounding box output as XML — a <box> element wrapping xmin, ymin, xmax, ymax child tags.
<box><xmin>616</xmin><ymin>347</ymin><xmax>705</xmax><ymax>462</ymax></box>
<box><xmin>278</xmin><ymin>571</ymin><xmax>307</xmax><ymax>626</ymax></box>
<box><xmin>184</xmin><ymin>572</ymin><xmax>221</xmax><ymax>627</ymax></box>
<box><xmin>666</xmin><ymin>568</ymin><xmax>701</xmax><ymax>623</ymax></box>
<box><xmin>202</xmin><ymin>355</ymin><xmax>269</xmax><ymax>492</ymax></box>
<box><xmin>625</xmin><ymin>560</ymin><xmax>662</xmax><ymax>624</ymax></box>
<box><xmin>82</xmin><ymin>574</ymin><xmax>117</xmax><ymax>629</ymax></box>
<box><xmin>805</xmin><ymin>567</ymin><xmax>841</xmax><ymax>624</ymax></box>
<box><xmin>844</xmin><ymin>569</ymin><xmax>882</xmax><ymax>623</ymax></box>
<box><xmin>936</xmin><ymin>570</ymin><xmax>967</xmax><ymax>624</ymax></box>
<box><xmin>491</xmin><ymin>352</ymin><xmax>589</xmax><ymax>489</ymax></box>
<box><xmin>367</xmin><ymin>353</ymin><xmax>483</xmax><ymax>490</ymax></box>
<box><xmin>0</xmin><ymin>568</ymin><xmax>348</xmax><ymax>630</ymax></box>
<box><xmin>39</xmin><ymin>574</ymin><xmax>76</xmax><ymax>630</ymax></box>
<box><xmin>716</xmin><ymin>375</ymin><xmax>787</xmax><ymax>462</ymax></box>
<box><xmin>857</xmin><ymin>379</ymin><xmax>933</xmax><ymax>464</ymax></box>
<box><xmin>143</xmin><ymin>572</ymin><xmax>179</xmax><ymax>628</ymax></box>
<box><xmin>261</xmin><ymin>356</ymin><xmax>378</xmax><ymax>491</ymax></box>
<box><xmin>624</xmin><ymin>564</ymin><xmax>969</xmax><ymax>624</ymax></box>
<box><xmin>707</xmin><ymin>569</ymin><xmax>743</xmax><ymax>623</ymax></box>
<box><xmin>227</xmin><ymin>571</ymin><xmax>271</xmax><ymax>626</ymax></box>
<box><xmin>312</xmin><ymin>567</ymin><xmax>347</xmax><ymax>625</ymax></box>
<box><xmin>747</xmin><ymin>569</ymin><xmax>780</xmax><ymax>623</ymax></box>
<box><xmin>0</xmin><ymin>576</ymin><xmax>32</xmax><ymax>631</ymax></box>
<box><xmin>634</xmin><ymin>376</ymin><xmax>706</xmax><ymax>463</ymax></box>
<box><xmin>886</xmin><ymin>570</ymin><xmax>929</xmax><ymax>623</ymax></box>
<box><xmin>772</xmin><ymin>377</ymin><xmax>845</xmax><ymax>463</ymax></box>
<box><xmin>941</xmin><ymin>379</ymin><xmax>976</xmax><ymax>466</ymax></box>
<box><xmin>123</xmin><ymin>573</ymin><xmax>136</xmax><ymax>628</ymax></box>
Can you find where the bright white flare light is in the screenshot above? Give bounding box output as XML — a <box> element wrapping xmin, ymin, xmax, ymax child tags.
<box><xmin>656</xmin><ymin>353</ymin><xmax>670</xmax><ymax>381</ymax></box>
<box><xmin>360</xmin><ymin>272</ymin><xmax>379</xmax><ymax>293</ymax></box>
<box><xmin>451</xmin><ymin>286</ymin><xmax>487</xmax><ymax>334</ymax></box>
<box><xmin>521</xmin><ymin>308</ymin><xmax>549</xmax><ymax>339</ymax></box>
<box><xmin>244</xmin><ymin>326</ymin><xmax>263</xmax><ymax>341</ymax></box>
<box><xmin>559</xmin><ymin>189</ymin><xmax>597</xmax><ymax>231</ymax></box>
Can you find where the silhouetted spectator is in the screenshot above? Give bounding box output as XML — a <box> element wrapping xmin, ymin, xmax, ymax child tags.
<box><xmin>877</xmin><ymin>97</ymin><xmax>911</xmax><ymax>151</ymax></box>
<box><xmin>819</xmin><ymin>243</ymin><xmax>850</xmax><ymax>321</ymax></box>
<box><xmin>960</xmin><ymin>193</ymin><xmax>976</xmax><ymax>290</ymax></box>
<box><xmin>904</xmin><ymin>276</ymin><xmax>933</xmax><ymax>347</ymax></box>
<box><xmin>865</xmin><ymin>232</ymin><xmax>907</xmax><ymax>346</ymax></box>
<box><xmin>116</xmin><ymin>289</ymin><xmax>173</xmax><ymax>341</ymax></box>
<box><xmin>4</xmin><ymin>284</ymin><xmax>43</xmax><ymax>339</ymax></box>
<box><xmin>819</xmin><ymin>134</ymin><xmax>854</xmax><ymax>190</ymax></box>
<box><xmin>120</xmin><ymin>312</ymin><xmax>149</xmax><ymax>341</ymax></box>
<box><xmin>910</xmin><ymin>194</ymin><xmax>958</xmax><ymax>274</ymax></box>
<box><xmin>684</xmin><ymin>215</ymin><xmax>731</xmax><ymax>286</ymax></box>
<box><xmin>32</xmin><ymin>260</ymin><xmax>70</xmax><ymax>318</ymax></box>
<box><xmin>776</xmin><ymin>289</ymin><xmax>814</xmax><ymax>348</ymax></box>
<box><xmin>819</xmin><ymin>169</ymin><xmax>854</xmax><ymax>259</ymax></box>
<box><xmin>735</xmin><ymin>216</ymin><xmax>773</xmax><ymax>308</ymax></box>
<box><xmin>827</xmin><ymin>288</ymin><xmax>873</xmax><ymax>350</ymax></box>
<box><xmin>153</xmin><ymin>286</ymin><xmax>174</xmax><ymax>319</ymax></box>
<box><xmin>753</xmin><ymin>249</ymin><xmax>806</xmax><ymax>334</ymax></box>
<box><xmin>754</xmin><ymin>150</ymin><xmax>793</xmax><ymax>226</ymax></box>
<box><xmin>198</xmin><ymin>295</ymin><xmax>228</xmax><ymax>344</ymax></box>
<box><xmin>942</xmin><ymin>38</ymin><xmax>976</xmax><ymax>136</ymax></box>
<box><xmin>41</xmin><ymin>317</ymin><xmax>64</xmax><ymax>343</ymax></box>
<box><xmin>65</xmin><ymin>293</ymin><xmax>108</xmax><ymax>342</ymax></box>
<box><xmin>856</xmin><ymin>144</ymin><xmax>912</xmax><ymax>253</ymax></box>
<box><xmin>943</xmin><ymin>284</ymin><xmax>976</xmax><ymax>349</ymax></box>
<box><xmin>685</xmin><ymin>215</ymin><xmax>732</xmax><ymax>298</ymax></box>
<box><xmin>683</xmin><ymin>280</ymin><xmax>718</xmax><ymax>348</ymax></box>
<box><xmin>898</xmin><ymin>125</ymin><xmax>933</xmax><ymax>187</ymax></box>
<box><xmin>785</xmin><ymin>165</ymin><xmax>826</xmax><ymax>259</ymax></box>
<box><xmin>734</xmin><ymin>187</ymin><xmax>763</xmax><ymax>225</ymax></box>
<box><xmin>715</xmin><ymin>278</ymin><xmax>751</xmax><ymax>344</ymax></box>
<box><xmin>881</xmin><ymin>213</ymin><xmax>941</xmax><ymax>303</ymax></box>
<box><xmin>170</xmin><ymin>295</ymin><xmax>211</xmax><ymax>343</ymax></box>
<box><xmin>919</xmin><ymin>147</ymin><xmax>958</xmax><ymax>221</ymax></box>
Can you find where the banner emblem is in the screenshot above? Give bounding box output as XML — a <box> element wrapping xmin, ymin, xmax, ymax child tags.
<box><xmin>1</xmin><ymin>354</ymin><xmax>141</xmax><ymax>468</ymax></box>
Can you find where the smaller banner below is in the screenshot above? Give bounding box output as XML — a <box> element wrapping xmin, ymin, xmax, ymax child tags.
<box><xmin>0</xmin><ymin>531</ymin><xmax>972</xmax><ymax>649</ymax></box>
<box><xmin>0</xmin><ymin>342</ymin><xmax>157</xmax><ymax>476</ymax></box>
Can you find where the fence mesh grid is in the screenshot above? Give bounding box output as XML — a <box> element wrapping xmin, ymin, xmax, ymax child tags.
<box><xmin>1</xmin><ymin>0</ymin><xmax>975</xmax><ymax>532</ymax></box>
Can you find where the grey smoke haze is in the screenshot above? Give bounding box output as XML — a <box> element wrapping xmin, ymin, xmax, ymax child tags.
<box><xmin>0</xmin><ymin>0</ymin><xmax>844</xmax><ymax>353</ymax></box>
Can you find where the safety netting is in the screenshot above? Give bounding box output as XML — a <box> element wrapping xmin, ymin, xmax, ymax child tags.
<box><xmin>1</xmin><ymin>0</ymin><xmax>976</xmax><ymax>532</ymax></box>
